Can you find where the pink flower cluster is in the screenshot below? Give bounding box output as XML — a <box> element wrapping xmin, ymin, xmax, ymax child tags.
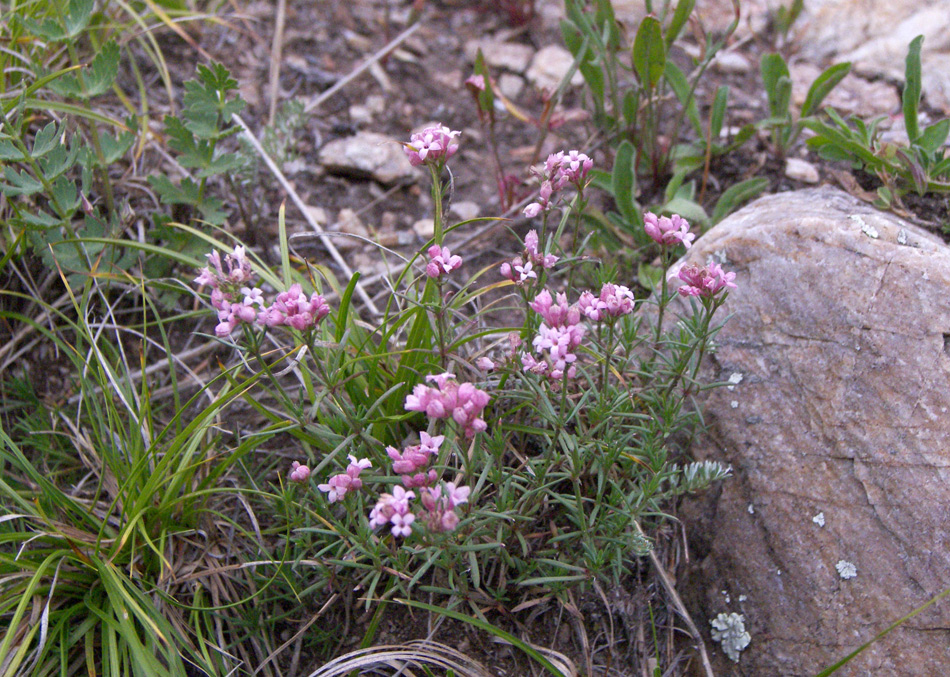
<box><xmin>317</xmin><ymin>455</ymin><xmax>372</xmax><ymax>502</ymax></box>
<box><xmin>288</xmin><ymin>461</ymin><xmax>311</xmax><ymax>483</ymax></box>
<box><xmin>644</xmin><ymin>212</ymin><xmax>695</xmax><ymax>249</ymax></box>
<box><xmin>369</xmin><ymin>486</ymin><xmax>416</xmax><ymax>537</ymax></box>
<box><xmin>419</xmin><ymin>482</ymin><xmax>470</xmax><ymax>533</ymax></box>
<box><xmin>258</xmin><ymin>283</ymin><xmax>330</xmax><ymax>331</ymax></box>
<box><xmin>522</xmin><ymin>290</ymin><xmax>586</xmax><ymax>380</ymax></box>
<box><xmin>195</xmin><ymin>247</ymin><xmax>332</xmax><ymax>337</ymax></box>
<box><xmin>387</xmin><ymin>431</ymin><xmax>444</xmax><ymax>487</ymax></box>
<box><xmin>404</xmin><ymin>373</ymin><xmax>490</xmax><ymax>437</ymax></box>
<box><xmin>368</xmin><ymin>481</ymin><xmax>471</xmax><ymax>538</ymax></box>
<box><xmin>671</xmin><ymin>262</ymin><xmax>737</xmax><ymax>298</ymax></box>
<box><xmin>425</xmin><ymin>244</ymin><xmax>463</xmax><ymax>279</ymax></box>
<box><xmin>194</xmin><ymin>246</ymin><xmax>265</xmax><ymax>337</ymax></box>
<box><xmin>500</xmin><ymin>230</ymin><xmax>558</xmax><ymax>285</ymax></box>
<box><xmin>523</xmin><ymin>150</ymin><xmax>593</xmax><ymax>219</ymax></box>
<box><xmin>578</xmin><ymin>283</ymin><xmax>635</xmax><ymax>322</ymax></box>
<box><xmin>404</xmin><ymin>125</ymin><xmax>460</xmax><ymax>168</ymax></box>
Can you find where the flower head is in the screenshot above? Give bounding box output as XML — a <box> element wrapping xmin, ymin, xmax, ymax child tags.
<box><xmin>425</xmin><ymin>244</ymin><xmax>463</xmax><ymax>279</ymax></box>
<box><xmin>644</xmin><ymin>212</ymin><xmax>695</xmax><ymax>249</ymax></box>
<box><xmin>289</xmin><ymin>461</ymin><xmax>311</xmax><ymax>483</ymax></box>
<box><xmin>405</xmin><ymin>374</ymin><xmax>490</xmax><ymax>437</ymax></box>
<box><xmin>578</xmin><ymin>283</ymin><xmax>635</xmax><ymax>321</ymax></box>
<box><xmin>405</xmin><ymin>125</ymin><xmax>460</xmax><ymax>167</ymax></box>
<box><xmin>675</xmin><ymin>262</ymin><xmax>737</xmax><ymax>298</ymax></box>
<box><xmin>258</xmin><ymin>284</ymin><xmax>330</xmax><ymax>331</ymax></box>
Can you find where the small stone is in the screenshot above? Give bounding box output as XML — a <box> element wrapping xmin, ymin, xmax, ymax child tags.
<box><xmin>318</xmin><ymin>132</ymin><xmax>417</xmax><ymax>185</ymax></box>
<box><xmin>526</xmin><ymin>45</ymin><xmax>584</xmax><ymax>92</ymax></box>
<box><xmin>412</xmin><ymin>218</ymin><xmax>435</xmax><ymax>239</ymax></box>
<box><xmin>785</xmin><ymin>158</ymin><xmax>820</xmax><ymax>184</ymax></box>
<box><xmin>464</xmin><ymin>39</ymin><xmax>534</xmax><ymax>73</ymax></box>
<box><xmin>337</xmin><ymin>208</ymin><xmax>369</xmax><ymax>238</ymax></box>
<box><xmin>497</xmin><ymin>73</ymin><xmax>524</xmax><ymax>99</ymax></box>
<box><xmin>731</xmin><ymin>400</ymin><xmax>739</xmax><ymax>409</ymax></box>
<box><xmin>812</xmin><ymin>512</ymin><xmax>826</xmax><ymax>527</ymax></box>
<box><xmin>306</xmin><ymin>206</ymin><xmax>328</xmax><ymax>227</ymax></box>
<box><xmin>380</xmin><ymin>211</ymin><xmax>398</xmax><ymax>231</ymax></box>
<box><xmin>450</xmin><ymin>201</ymin><xmax>481</xmax><ymax>222</ymax></box>
<box><xmin>349</xmin><ymin>104</ymin><xmax>373</xmax><ymax>126</ymax></box>
<box><xmin>713</xmin><ymin>51</ymin><xmax>752</xmax><ymax>74</ymax></box>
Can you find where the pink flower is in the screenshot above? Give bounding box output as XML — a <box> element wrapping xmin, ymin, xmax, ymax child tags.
<box><xmin>404</xmin><ymin>125</ymin><xmax>460</xmax><ymax>167</ymax></box>
<box><xmin>289</xmin><ymin>461</ymin><xmax>311</xmax><ymax>483</ymax></box>
<box><xmin>476</xmin><ymin>356</ymin><xmax>495</xmax><ymax>372</ymax></box>
<box><xmin>578</xmin><ymin>283</ymin><xmax>635</xmax><ymax>321</ymax></box>
<box><xmin>317</xmin><ymin>455</ymin><xmax>371</xmax><ymax>502</ymax></box>
<box><xmin>258</xmin><ymin>284</ymin><xmax>330</xmax><ymax>331</ymax></box>
<box><xmin>546</xmin><ymin>150</ymin><xmax>593</xmax><ymax>188</ymax></box>
<box><xmin>675</xmin><ymin>261</ymin><xmax>737</xmax><ymax>298</ymax></box>
<box><xmin>405</xmin><ymin>373</ymin><xmax>490</xmax><ymax>438</ymax></box>
<box><xmin>644</xmin><ymin>212</ymin><xmax>695</xmax><ymax>249</ymax></box>
<box><xmin>369</xmin><ymin>486</ymin><xmax>416</xmax><ymax>537</ymax></box>
<box><xmin>402</xmin><ymin>469</ymin><xmax>439</xmax><ymax>488</ymax></box>
<box><xmin>524</xmin><ymin>289</ymin><xmax>587</xmax><ymax>381</ymax></box>
<box><xmin>418</xmin><ymin>483</ymin><xmax>471</xmax><ymax>532</ymax></box>
<box><xmin>464</xmin><ymin>74</ymin><xmax>485</xmax><ymax>92</ymax></box>
<box><xmin>425</xmin><ymin>244</ymin><xmax>463</xmax><ymax>278</ymax></box>
<box><xmin>523</xmin><ymin>202</ymin><xmax>543</xmax><ymax>218</ymax></box>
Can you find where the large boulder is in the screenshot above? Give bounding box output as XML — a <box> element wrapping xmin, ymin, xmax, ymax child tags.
<box><xmin>678</xmin><ymin>186</ymin><xmax>950</xmax><ymax>675</ymax></box>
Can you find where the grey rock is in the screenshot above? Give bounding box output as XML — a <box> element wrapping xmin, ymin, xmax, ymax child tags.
<box><xmin>784</xmin><ymin>158</ymin><xmax>820</xmax><ymax>183</ymax></box>
<box><xmin>525</xmin><ymin>45</ymin><xmax>584</xmax><ymax>93</ymax></box>
<box><xmin>318</xmin><ymin>132</ymin><xmax>417</xmax><ymax>185</ymax></box>
<box><xmin>464</xmin><ymin>39</ymin><xmax>534</xmax><ymax>74</ymax></box>
<box><xmin>679</xmin><ymin>186</ymin><xmax>950</xmax><ymax>675</ymax></box>
<box><xmin>795</xmin><ymin>0</ymin><xmax>950</xmax><ymax>113</ymax></box>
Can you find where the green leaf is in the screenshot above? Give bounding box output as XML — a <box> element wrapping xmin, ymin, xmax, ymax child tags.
<box><xmin>1</xmin><ymin>167</ymin><xmax>43</xmax><ymax>196</ymax></box>
<box><xmin>712</xmin><ymin>177</ymin><xmax>769</xmax><ymax>224</ymax></box>
<box><xmin>710</xmin><ymin>85</ymin><xmax>729</xmax><ymax>139</ymax></box>
<box><xmin>666</xmin><ymin>0</ymin><xmax>696</xmax><ymax>49</ymax></box>
<box><xmin>99</xmin><ymin>130</ymin><xmax>135</xmax><ymax>165</ymax></box>
<box><xmin>903</xmin><ymin>35</ymin><xmax>924</xmax><ymax>144</ymax></box>
<box><xmin>83</xmin><ymin>40</ymin><xmax>120</xmax><ymax>98</ymax></box>
<box><xmin>472</xmin><ymin>49</ymin><xmax>495</xmax><ymax>116</ymax></box>
<box><xmin>612</xmin><ymin>141</ymin><xmax>640</xmax><ymax>228</ymax></box>
<box><xmin>63</xmin><ymin>0</ymin><xmax>95</xmax><ymax>38</ymax></box>
<box><xmin>633</xmin><ymin>16</ymin><xmax>666</xmax><ymax>90</ymax></box>
<box><xmin>664</xmin><ymin>61</ymin><xmax>701</xmax><ymax>136</ymax></box>
<box><xmin>801</xmin><ymin>62</ymin><xmax>851</xmax><ymax>118</ymax></box>
<box><xmin>194</xmin><ymin>152</ymin><xmax>245</xmax><ymax>178</ymax></box>
<box><xmin>31</xmin><ymin>122</ymin><xmax>60</xmax><ymax>158</ymax></box>
<box><xmin>0</xmin><ymin>139</ymin><xmax>24</xmax><ymax>161</ymax></box>
<box><xmin>761</xmin><ymin>52</ymin><xmax>790</xmax><ymax>118</ymax></box>
<box><xmin>917</xmin><ymin>119</ymin><xmax>950</xmax><ymax>154</ymax></box>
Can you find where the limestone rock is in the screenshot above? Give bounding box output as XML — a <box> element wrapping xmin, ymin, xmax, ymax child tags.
<box><xmin>318</xmin><ymin>132</ymin><xmax>417</xmax><ymax>185</ymax></box>
<box><xmin>679</xmin><ymin>186</ymin><xmax>950</xmax><ymax>675</ymax></box>
<box><xmin>464</xmin><ymin>39</ymin><xmax>534</xmax><ymax>74</ymax></box>
<box><xmin>525</xmin><ymin>45</ymin><xmax>584</xmax><ymax>93</ymax></box>
<box><xmin>784</xmin><ymin>157</ymin><xmax>819</xmax><ymax>183</ymax></box>
<box><xmin>795</xmin><ymin>0</ymin><xmax>950</xmax><ymax>113</ymax></box>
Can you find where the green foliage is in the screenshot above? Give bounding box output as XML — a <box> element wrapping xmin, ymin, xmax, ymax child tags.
<box><xmin>803</xmin><ymin>35</ymin><xmax>950</xmax><ymax>205</ymax></box>
<box><xmin>148</xmin><ymin>62</ymin><xmax>248</xmax><ymax>226</ymax></box>
<box><xmin>759</xmin><ymin>51</ymin><xmax>851</xmax><ymax>156</ymax></box>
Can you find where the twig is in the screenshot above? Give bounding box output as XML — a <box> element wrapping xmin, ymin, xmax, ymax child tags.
<box><xmin>232</xmin><ymin>113</ymin><xmax>379</xmax><ymax>315</ymax></box>
<box><xmin>267</xmin><ymin>0</ymin><xmax>287</xmax><ymax>125</ymax></box>
<box><xmin>303</xmin><ymin>22</ymin><xmax>422</xmax><ymax>114</ymax></box>
<box><xmin>634</xmin><ymin>521</ymin><xmax>715</xmax><ymax>677</ymax></box>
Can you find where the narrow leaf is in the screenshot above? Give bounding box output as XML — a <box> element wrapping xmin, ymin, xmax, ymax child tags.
<box><xmin>801</xmin><ymin>62</ymin><xmax>851</xmax><ymax>118</ymax></box>
<box><xmin>903</xmin><ymin>35</ymin><xmax>924</xmax><ymax>144</ymax></box>
<box><xmin>633</xmin><ymin>16</ymin><xmax>666</xmax><ymax>90</ymax></box>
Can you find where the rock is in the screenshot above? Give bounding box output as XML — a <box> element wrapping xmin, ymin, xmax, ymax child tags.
<box><xmin>497</xmin><ymin>73</ymin><xmax>524</xmax><ymax>100</ymax></box>
<box><xmin>336</xmin><ymin>208</ymin><xmax>368</xmax><ymax>238</ymax></box>
<box><xmin>712</xmin><ymin>51</ymin><xmax>752</xmax><ymax>74</ymax></box>
<box><xmin>412</xmin><ymin>218</ymin><xmax>435</xmax><ymax>239</ymax></box>
<box><xmin>450</xmin><ymin>200</ymin><xmax>481</xmax><ymax>222</ymax></box>
<box><xmin>464</xmin><ymin>39</ymin><xmax>534</xmax><ymax>73</ymax></box>
<box><xmin>318</xmin><ymin>132</ymin><xmax>417</xmax><ymax>185</ymax></box>
<box><xmin>525</xmin><ymin>45</ymin><xmax>584</xmax><ymax>93</ymax></box>
<box><xmin>795</xmin><ymin>1</ymin><xmax>950</xmax><ymax>113</ymax></box>
<box><xmin>784</xmin><ymin>157</ymin><xmax>820</xmax><ymax>183</ymax></box>
<box><xmin>679</xmin><ymin>186</ymin><xmax>950</xmax><ymax>675</ymax></box>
